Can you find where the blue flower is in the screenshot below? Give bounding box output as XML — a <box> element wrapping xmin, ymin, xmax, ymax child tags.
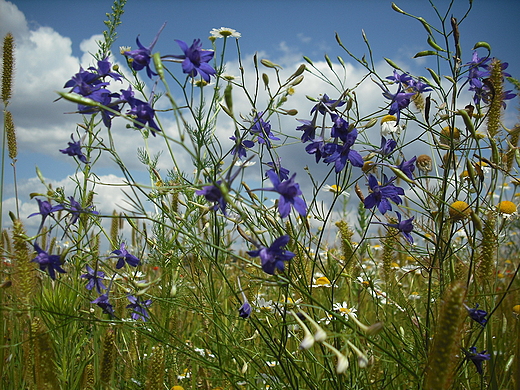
<box><xmin>374</xmin><ymin>212</ymin><xmax>414</xmax><ymax>244</ymax></box>
<box><xmin>323</xmin><ymin>124</ymin><xmax>364</xmax><ymax>172</ymax></box>
<box><xmin>121</xmin><ymin>88</ymin><xmax>161</xmax><ymax>136</ymax></box>
<box><xmin>31</xmin><ymin>244</ymin><xmax>66</xmax><ymax>280</ymax></box>
<box><xmin>91</xmin><ymin>293</ymin><xmax>114</xmax><ymax>316</ymax></box>
<box><xmin>378</xmin><ymin>136</ymin><xmax>397</xmax><ymax>156</ymax></box>
<box><xmin>239</xmin><ymin>301</ymin><xmax>252</xmax><ymax>319</ymax></box>
<box><xmin>305</xmin><ymin>138</ymin><xmax>325</xmax><ymax>163</ymax></box>
<box><xmin>265</xmin><ymin>170</ymin><xmax>307</xmax><ymax>218</ymax></box>
<box><xmin>396</xmin><ymin>156</ymin><xmax>417</xmax><ymax>180</ymax></box>
<box><xmin>464</xmin><ymin>347</ymin><xmax>490</xmax><ymax>375</ymax></box>
<box><xmin>109</xmin><ymin>242</ymin><xmax>140</xmax><ymax>269</ymax></box>
<box><xmin>311</xmin><ymin>94</ymin><xmax>345</xmax><ymax>116</ymax></box>
<box><xmin>249</xmin><ymin>112</ymin><xmax>279</xmax><ymax>146</ymax></box>
<box><xmin>60</xmin><ymin>134</ymin><xmax>88</xmax><ymax>163</ymax></box>
<box><xmin>67</xmin><ymin>196</ymin><xmax>99</xmax><ymax>225</ymax></box>
<box><xmin>296</xmin><ymin>119</ymin><xmax>317</xmax><ymax>143</ymax></box>
<box><xmin>81</xmin><ymin>265</ymin><xmax>107</xmax><ymax>294</ymax></box>
<box><xmin>196</xmin><ymin>181</ymin><xmax>227</xmax><ymax>215</ymax></box>
<box><xmin>466</xmin><ymin>304</ymin><xmax>488</xmax><ymax>326</ymax></box>
<box><xmin>28</xmin><ymin>199</ymin><xmax>64</xmax><ymax>225</ymax></box>
<box><xmin>169</xmin><ymin>39</ymin><xmax>216</xmax><ymax>82</ymax></box>
<box><xmin>126</xmin><ymin>294</ymin><xmax>152</xmax><ymax>321</ymax></box>
<box><xmin>247</xmin><ymin>235</ymin><xmax>295</xmax><ymax>275</ymax></box>
<box><xmin>123</xmin><ymin>23</ymin><xmax>166</xmax><ymax>79</ymax></box>
<box><xmin>364</xmin><ymin>174</ymin><xmax>405</xmax><ymax>215</ymax></box>
<box><xmin>266</xmin><ymin>158</ymin><xmax>290</xmax><ymax>181</ymax></box>
<box><xmin>230</xmin><ymin>135</ymin><xmax>255</xmax><ymax>159</ymax></box>
<box><xmin>383</xmin><ymin>87</ymin><xmax>416</xmax><ymax>123</ymax></box>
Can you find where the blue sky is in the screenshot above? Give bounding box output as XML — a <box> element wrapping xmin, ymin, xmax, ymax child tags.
<box><xmin>1</xmin><ymin>0</ymin><xmax>519</xmax><ymax>229</ymax></box>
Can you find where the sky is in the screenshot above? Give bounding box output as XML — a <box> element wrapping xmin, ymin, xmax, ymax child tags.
<box><xmin>1</xmin><ymin>0</ymin><xmax>519</xmax><ymax>232</ymax></box>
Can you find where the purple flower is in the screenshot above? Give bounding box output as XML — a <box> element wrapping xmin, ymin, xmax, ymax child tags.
<box><xmin>126</xmin><ymin>294</ymin><xmax>152</xmax><ymax>321</ymax></box>
<box><xmin>378</xmin><ymin>136</ymin><xmax>397</xmax><ymax>156</ymax></box>
<box><xmin>266</xmin><ymin>158</ymin><xmax>290</xmax><ymax>181</ymax></box>
<box><xmin>94</xmin><ymin>57</ymin><xmax>122</xmax><ymax>81</ymax></box>
<box><xmin>239</xmin><ymin>301</ymin><xmax>252</xmax><ymax>319</ymax></box>
<box><xmin>81</xmin><ymin>265</ymin><xmax>107</xmax><ymax>294</ymax></box>
<box><xmin>466</xmin><ymin>304</ymin><xmax>488</xmax><ymax>326</ymax></box>
<box><xmin>374</xmin><ymin>212</ymin><xmax>414</xmax><ymax>244</ymax></box>
<box><xmin>464</xmin><ymin>347</ymin><xmax>490</xmax><ymax>375</ymax></box>
<box><xmin>60</xmin><ymin>134</ymin><xmax>88</xmax><ymax>163</ymax></box>
<box><xmin>109</xmin><ymin>242</ymin><xmax>140</xmax><ymax>269</ymax></box>
<box><xmin>264</xmin><ymin>170</ymin><xmax>307</xmax><ymax>218</ymax></box>
<box><xmin>386</xmin><ymin>70</ymin><xmax>413</xmax><ymax>86</ymax></box>
<box><xmin>91</xmin><ymin>293</ymin><xmax>114</xmax><ymax>316</ymax></box>
<box><xmin>247</xmin><ymin>235</ymin><xmax>295</xmax><ymax>275</ymax></box>
<box><xmin>230</xmin><ymin>135</ymin><xmax>255</xmax><ymax>159</ymax></box>
<box><xmin>296</xmin><ymin>119</ymin><xmax>317</xmax><ymax>143</ymax></box>
<box><xmin>305</xmin><ymin>138</ymin><xmax>325</xmax><ymax>163</ymax></box>
<box><xmin>31</xmin><ymin>244</ymin><xmax>66</xmax><ymax>280</ymax></box>
<box><xmin>311</xmin><ymin>94</ymin><xmax>345</xmax><ymax>116</ymax></box>
<box><xmin>249</xmin><ymin>112</ymin><xmax>279</xmax><ymax>147</ymax></box>
<box><xmin>383</xmin><ymin>87</ymin><xmax>416</xmax><ymax>123</ymax></box>
<box><xmin>196</xmin><ymin>181</ymin><xmax>227</xmax><ymax>215</ymax></box>
<box><xmin>323</xmin><ymin>126</ymin><xmax>364</xmax><ymax>172</ymax></box>
<box><xmin>330</xmin><ymin>115</ymin><xmax>351</xmax><ymax>142</ymax></box>
<box><xmin>123</xmin><ymin>23</ymin><xmax>166</xmax><ymax>79</ymax></box>
<box><xmin>28</xmin><ymin>199</ymin><xmax>64</xmax><ymax>224</ymax></box>
<box><xmin>121</xmin><ymin>88</ymin><xmax>161</xmax><ymax>136</ymax></box>
<box><xmin>67</xmin><ymin>196</ymin><xmax>99</xmax><ymax>225</ymax></box>
<box><xmin>169</xmin><ymin>39</ymin><xmax>216</xmax><ymax>82</ymax></box>
<box><xmin>396</xmin><ymin>156</ymin><xmax>417</xmax><ymax>180</ymax></box>
<box><xmin>364</xmin><ymin>174</ymin><xmax>405</xmax><ymax>215</ymax></box>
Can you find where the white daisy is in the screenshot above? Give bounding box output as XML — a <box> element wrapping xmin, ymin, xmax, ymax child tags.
<box><xmin>210</xmin><ymin>27</ymin><xmax>241</xmax><ymax>39</ymax></box>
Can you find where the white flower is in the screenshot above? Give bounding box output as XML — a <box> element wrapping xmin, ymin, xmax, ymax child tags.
<box><xmin>380</xmin><ymin>114</ymin><xmax>405</xmax><ymax>137</ymax></box>
<box><xmin>323</xmin><ymin>184</ymin><xmax>350</xmax><ymax>198</ymax></box>
<box><xmin>310</xmin><ymin>276</ymin><xmax>337</xmax><ymax>288</ymax></box>
<box><xmin>210</xmin><ymin>27</ymin><xmax>241</xmax><ymax>39</ymax></box>
<box><xmin>333</xmin><ymin>302</ymin><xmax>358</xmax><ymax>319</ymax></box>
<box><xmin>253</xmin><ymin>297</ymin><xmax>274</xmax><ymax>312</ymax></box>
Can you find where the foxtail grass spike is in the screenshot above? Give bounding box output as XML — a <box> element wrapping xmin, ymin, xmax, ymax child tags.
<box><xmin>477</xmin><ymin>214</ymin><xmax>497</xmax><ymax>281</ymax></box>
<box><xmin>423</xmin><ymin>281</ymin><xmax>466</xmax><ymax>389</ymax></box>
<box><xmin>11</xmin><ymin>219</ymin><xmax>35</xmax><ymax>306</ymax></box>
<box><xmin>4</xmin><ymin>110</ymin><xmax>17</xmax><ymax>160</ymax></box>
<box><xmin>506</xmin><ymin>125</ymin><xmax>520</xmax><ymax>172</ymax></box>
<box><xmin>100</xmin><ymin>328</ymin><xmax>116</xmax><ymax>385</ymax></box>
<box><xmin>110</xmin><ymin>210</ymin><xmax>119</xmax><ymax>249</ymax></box>
<box><xmin>145</xmin><ymin>345</ymin><xmax>165</xmax><ymax>390</ymax></box>
<box><xmin>81</xmin><ymin>363</ymin><xmax>95</xmax><ymax>390</ymax></box>
<box><xmin>2</xmin><ymin>33</ymin><xmax>15</xmax><ymax>104</ymax></box>
<box><xmin>335</xmin><ymin>220</ymin><xmax>355</xmax><ymax>273</ymax></box>
<box><xmin>486</xmin><ymin>58</ymin><xmax>505</xmax><ymax>138</ymax></box>
<box><xmin>32</xmin><ymin>317</ymin><xmax>60</xmax><ymax>390</ymax></box>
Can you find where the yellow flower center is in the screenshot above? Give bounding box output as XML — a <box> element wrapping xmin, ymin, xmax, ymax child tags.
<box><xmin>497</xmin><ymin>200</ymin><xmax>517</xmax><ymax>215</ymax></box>
<box><xmin>441</xmin><ymin>126</ymin><xmax>461</xmax><ymax>140</ymax></box>
<box><xmin>513</xmin><ymin>304</ymin><xmax>520</xmax><ymax>315</ymax></box>
<box><xmin>327</xmin><ymin>184</ymin><xmax>341</xmax><ymax>193</ymax></box>
<box><xmin>315</xmin><ymin>276</ymin><xmax>331</xmax><ymax>286</ymax></box>
<box><xmin>449</xmin><ymin>200</ymin><xmax>471</xmax><ymax>220</ymax></box>
<box><xmin>339</xmin><ymin>307</ymin><xmax>351</xmax><ymax>313</ymax></box>
<box><xmin>380</xmin><ymin>114</ymin><xmax>397</xmax><ymax>124</ymax></box>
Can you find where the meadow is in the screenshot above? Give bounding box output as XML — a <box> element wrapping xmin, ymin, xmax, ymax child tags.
<box><xmin>1</xmin><ymin>1</ymin><xmax>519</xmax><ymax>389</ymax></box>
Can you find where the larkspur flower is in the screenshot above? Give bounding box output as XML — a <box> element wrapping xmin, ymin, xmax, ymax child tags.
<box><xmin>464</xmin><ymin>347</ymin><xmax>490</xmax><ymax>375</ymax></box>
<box><xmin>123</xmin><ymin>23</ymin><xmax>166</xmax><ymax>79</ymax></box>
<box><xmin>323</xmin><ymin>129</ymin><xmax>364</xmax><ymax>172</ymax></box>
<box><xmin>239</xmin><ymin>301</ymin><xmax>252</xmax><ymax>319</ymax></box>
<box><xmin>377</xmin><ymin>136</ymin><xmax>397</xmax><ymax>156</ymax></box>
<box><xmin>266</xmin><ymin>158</ymin><xmax>290</xmax><ymax>181</ymax></box>
<box><xmin>126</xmin><ymin>294</ymin><xmax>152</xmax><ymax>321</ymax></box>
<box><xmin>305</xmin><ymin>137</ymin><xmax>325</xmax><ymax>163</ymax></box>
<box><xmin>81</xmin><ymin>265</ymin><xmax>107</xmax><ymax>294</ymax></box>
<box><xmin>31</xmin><ymin>244</ymin><xmax>66</xmax><ymax>280</ymax></box>
<box><xmin>247</xmin><ymin>235</ymin><xmax>295</xmax><ymax>275</ymax></box>
<box><xmin>264</xmin><ymin>170</ymin><xmax>307</xmax><ymax>218</ymax></box>
<box><xmin>296</xmin><ymin>118</ymin><xmax>317</xmax><ymax>143</ymax></box>
<box><xmin>67</xmin><ymin>196</ymin><xmax>99</xmax><ymax>225</ymax></box>
<box><xmin>210</xmin><ymin>27</ymin><xmax>241</xmax><ymax>39</ymax></box>
<box><xmin>60</xmin><ymin>134</ymin><xmax>88</xmax><ymax>163</ymax></box>
<box><xmin>249</xmin><ymin>112</ymin><xmax>279</xmax><ymax>146</ymax></box>
<box><xmin>373</xmin><ymin>211</ymin><xmax>415</xmax><ymax>244</ymax></box>
<box><xmin>121</xmin><ymin>87</ymin><xmax>161</xmax><ymax>136</ymax></box>
<box><xmin>364</xmin><ymin>174</ymin><xmax>405</xmax><ymax>215</ymax></box>
<box><xmin>91</xmin><ymin>293</ymin><xmax>114</xmax><ymax>316</ymax></box>
<box><xmin>396</xmin><ymin>156</ymin><xmax>417</xmax><ymax>180</ymax></box>
<box><xmin>196</xmin><ymin>180</ymin><xmax>227</xmax><ymax>215</ymax></box>
<box><xmin>229</xmin><ymin>135</ymin><xmax>255</xmax><ymax>159</ymax></box>
<box><xmin>28</xmin><ymin>198</ymin><xmax>64</xmax><ymax>225</ymax></box>
<box><xmin>465</xmin><ymin>304</ymin><xmax>488</xmax><ymax>326</ymax></box>
<box><xmin>311</xmin><ymin>94</ymin><xmax>345</xmax><ymax>116</ymax></box>
<box><xmin>382</xmin><ymin>86</ymin><xmax>415</xmax><ymax>123</ymax></box>
<box><xmin>168</xmin><ymin>39</ymin><xmax>216</xmax><ymax>82</ymax></box>
<box><xmin>109</xmin><ymin>242</ymin><xmax>140</xmax><ymax>269</ymax></box>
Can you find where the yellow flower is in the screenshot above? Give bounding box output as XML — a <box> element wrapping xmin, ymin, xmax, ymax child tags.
<box><xmin>497</xmin><ymin>200</ymin><xmax>517</xmax><ymax>216</ymax></box>
<box><xmin>449</xmin><ymin>201</ymin><xmax>471</xmax><ymax>221</ymax></box>
<box><xmin>513</xmin><ymin>304</ymin><xmax>520</xmax><ymax>317</ymax></box>
<box><xmin>440</xmin><ymin>126</ymin><xmax>461</xmax><ymax>143</ymax></box>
